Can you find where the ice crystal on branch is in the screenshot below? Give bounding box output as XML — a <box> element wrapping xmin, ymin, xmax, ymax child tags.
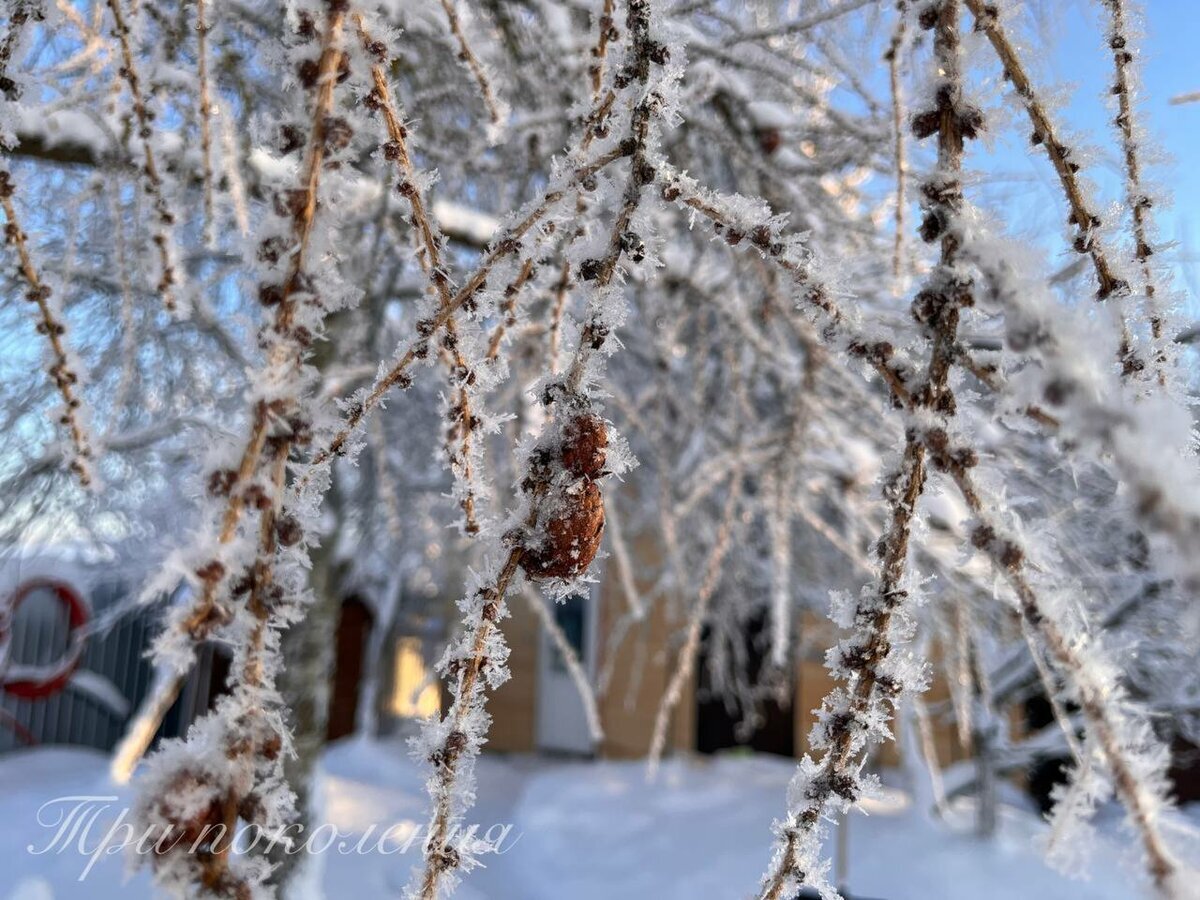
<box><xmin>4</xmin><ymin>0</ymin><xmax>1199</xmax><ymax>898</ymax></box>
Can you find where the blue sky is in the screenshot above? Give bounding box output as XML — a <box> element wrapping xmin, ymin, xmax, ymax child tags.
<box><xmin>975</xmin><ymin>0</ymin><xmax>1200</xmax><ymax>316</ymax></box>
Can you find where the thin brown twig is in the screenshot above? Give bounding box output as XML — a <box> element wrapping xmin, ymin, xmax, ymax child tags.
<box><xmin>962</xmin><ymin>1</ymin><xmax>1143</xmax><ymax>374</ymax></box>
<box><xmin>115</xmin><ymin>9</ymin><xmax>351</xmax><ymax>783</ymax></box>
<box><xmin>699</xmin><ymin>169</ymin><xmax>1183</xmax><ymax>900</ymax></box>
<box><xmin>358</xmin><ymin>13</ymin><xmax>486</xmax><ymax>532</ymax></box>
<box><xmin>485</xmin><ymin>257</ymin><xmax>534</xmax><ymax>361</ymax></box>
<box><xmin>176</xmin><ymin>6</ymin><xmax>348</xmax><ymax>655</ymax></box>
<box><xmin>760</xmin><ymin>3</ymin><xmax>971</xmax><ymax>892</ymax></box>
<box><xmin>135</xmin><ymin>13</ymin><xmax>352</xmax><ymax>892</ymax></box>
<box><xmin>415</xmin><ymin>6</ymin><xmax>664</xmax><ymax>895</ymax></box>
<box><xmin>589</xmin><ymin>0</ymin><xmax>618</xmax><ymax>99</ymax></box>
<box><xmin>1100</xmin><ymin>0</ymin><xmax>1166</xmax><ymax>384</ymax></box>
<box><xmin>548</xmin><ymin>5</ymin><xmax>633</xmax><ymax>375</ymax></box>
<box><xmin>110</xmin><ymin>174</ymin><xmax>138</xmax><ymax>412</ymax></box>
<box><xmin>0</xmin><ymin>171</ymin><xmax>94</xmax><ymax>487</ymax></box>
<box><xmin>416</xmin><ymin>542</ymin><xmax>525</xmax><ymax>899</ymax></box>
<box><xmin>106</xmin><ymin>0</ymin><xmax>180</xmax><ymax>312</ymax></box>
<box><xmin>198</xmin><ymin>442</ymin><xmax>287</xmax><ymax>893</ymax></box>
<box><xmin>437</xmin><ymin>0</ymin><xmax>504</xmax><ymax>131</ymax></box>
<box><xmin>195</xmin><ymin>0</ymin><xmax>216</xmax><ymax>248</ymax></box>
<box><xmin>303</xmin><ymin>140</ymin><xmax>631</xmax><ymax>473</ymax></box>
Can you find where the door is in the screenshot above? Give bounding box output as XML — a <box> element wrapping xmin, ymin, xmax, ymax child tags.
<box><xmin>327</xmin><ymin>597</ymin><xmax>374</xmax><ymax>741</ymax></box>
<box><xmin>535</xmin><ymin>590</ymin><xmax>597</xmax><ymax>754</ymax></box>
<box><xmin>695</xmin><ymin>614</ymin><xmax>795</xmax><ymax>757</ymax></box>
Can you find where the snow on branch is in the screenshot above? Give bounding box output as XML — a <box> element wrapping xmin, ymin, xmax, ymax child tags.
<box><xmin>356</xmin><ymin>12</ymin><xmax>489</xmax><ymax>534</ymax></box>
<box><xmin>407</xmin><ymin>3</ymin><xmax>678</xmax><ymax>895</ymax></box>
<box><xmin>105</xmin><ymin>0</ymin><xmax>183</xmax><ymax>314</ymax></box>
<box><xmin>758</xmin><ymin>3</ymin><xmax>978</xmax><ymax>892</ymax></box>
<box><xmin>0</xmin><ymin>169</ymin><xmax>96</xmax><ymax>488</ymax></box>
<box><xmin>133</xmin><ymin>5</ymin><xmax>365</xmax><ymax>895</ymax></box>
<box><xmin>962</xmin><ymin>0</ymin><xmax>1147</xmax><ymax>374</ymax></box>
<box><xmin>1097</xmin><ymin>0</ymin><xmax>1173</xmax><ymax>384</ymax></box>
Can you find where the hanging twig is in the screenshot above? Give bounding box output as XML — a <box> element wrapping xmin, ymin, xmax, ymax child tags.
<box><xmin>436</xmin><ymin>0</ymin><xmax>505</xmax><ymax>136</ymax></box>
<box><xmin>195</xmin><ymin>0</ymin><xmax>216</xmax><ymax>248</ymax></box>
<box><xmin>885</xmin><ymin>1</ymin><xmax>909</xmax><ymax>285</ymax></box>
<box><xmin>358</xmin><ymin>14</ymin><xmax>487</xmax><ymax>533</ymax></box>
<box><xmin>757</xmin><ymin>3</ymin><xmax>974</xmax><ymax>891</ymax></box>
<box><xmin>122</xmin><ymin>3</ymin><xmax>351</xmax><ymax>785</ymax></box>
<box><xmin>1098</xmin><ymin>0</ymin><xmax>1168</xmax><ymax>383</ymax></box>
<box><xmin>411</xmin><ymin>5</ymin><xmax>671</xmax><ymax>895</ymax></box>
<box><xmin>106</xmin><ymin>0</ymin><xmax>181</xmax><ymax>313</ymax></box>
<box><xmin>588</xmin><ymin>0</ymin><xmax>618</xmax><ymax>99</ymax></box>
<box><xmin>961</xmin><ymin>1</ymin><xmax>1143</xmax><ymax>373</ymax></box>
<box><xmin>646</xmin><ymin>467</ymin><xmax>743</xmax><ymax>779</ymax></box>
<box><xmin>485</xmin><ymin>257</ymin><xmax>535</xmax><ymax>361</ymax></box>
<box><xmin>0</xmin><ymin>170</ymin><xmax>95</xmax><ymax>487</ymax></box>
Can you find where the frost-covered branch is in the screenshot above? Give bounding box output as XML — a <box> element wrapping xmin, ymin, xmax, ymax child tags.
<box><xmin>935</xmin><ymin>446</ymin><xmax>1182</xmax><ymax>893</ymax></box>
<box><xmin>0</xmin><ymin>168</ymin><xmax>95</xmax><ymax>487</ymax></box>
<box><xmin>105</xmin><ymin>0</ymin><xmax>182</xmax><ymax>313</ymax></box>
<box><xmin>132</xmin><ymin>6</ymin><xmax>359</xmax><ymax>894</ymax></box>
<box><xmin>961</xmin><ymin>0</ymin><xmax>1142</xmax><ymax>373</ymax></box>
<box><xmin>436</xmin><ymin>0</ymin><xmax>505</xmax><ymax>138</ymax></box>
<box><xmin>588</xmin><ymin>0</ymin><xmax>618</xmax><ymax>98</ymax></box>
<box><xmin>1098</xmin><ymin>0</ymin><xmax>1170</xmax><ymax>382</ymax></box>
<box><xmin>409</xmin><ymin>4</ymin><xmax>676</xmax><ymax>895</ymax></box>
<box><xmin>962</xmin><ymin>2</ymin><xmax>1124</xmax><ymax>290</ymax></box>
<box><xmin>757</xmin><ymin>3</ymin><xmax>975</xmax><ymax>892</ymax></box>
<box><xmin>356</xmin><ymin>13</ymin><xmax>488</xmax><ymax>533</ymax></box>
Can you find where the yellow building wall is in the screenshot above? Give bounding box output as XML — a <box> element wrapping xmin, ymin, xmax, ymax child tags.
<box><xmin>388</xmin><ymin>582</ymin><xmax>966</xmax><ymax>769</ymax></box>
<box><xmin>485</xmin><ymin>594</ymin><xmax>541</xmax><ymax>753</ymax></box>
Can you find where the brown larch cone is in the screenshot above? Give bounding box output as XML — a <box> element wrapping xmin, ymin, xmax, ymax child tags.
<box><xmin>521</xmin><ymin>414</ymin><xmax>609</xmax><ymax>580</ymax></box>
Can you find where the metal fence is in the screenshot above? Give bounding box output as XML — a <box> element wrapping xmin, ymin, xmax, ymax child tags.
<box><xmin>0</xmin><ymin>566</ymin><xmax>220</xmax><ymax>755</ymax></box>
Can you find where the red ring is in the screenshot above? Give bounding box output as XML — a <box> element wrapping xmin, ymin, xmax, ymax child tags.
<box><xmin>2</xmin><ymin>579</ymin><xmax>91</xmax><ymax>699</ymax></box>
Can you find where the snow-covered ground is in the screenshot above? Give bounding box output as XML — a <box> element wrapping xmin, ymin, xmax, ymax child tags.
<box><xmin>1</xmin><ymin>738</ymin><xmax>1187</xmax><ymax>899</ymax></box>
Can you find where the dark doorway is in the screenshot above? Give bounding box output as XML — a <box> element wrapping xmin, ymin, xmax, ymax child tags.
<box><xmin>695</xmin><ymin>616</ymin><xmax>794</xmax><ymax>757</ymax></box>
<box><xmin>1024</xmin><ymin>693</ymin><xmax>1071</xmax><ymax>814</ymax></box>
<box><xmin>1169</xmin><ymin>736</ymin><xmax>1200</xmax><ymax>803</ymax></box>
<box><xmin>326</xmin><ymin>597</ymin><xmax>375</xmax><ymax>741</ymax></box>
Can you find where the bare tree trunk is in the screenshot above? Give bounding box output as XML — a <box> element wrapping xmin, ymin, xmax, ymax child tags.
<box><xmin>973</xmin><ymin>704</ymin><xmax>999</xmax><ymax>838</ymax></box>
<box><xmin>267</xmin><ymin>480</ymin><xmax>346</xmax><ymax>897</ymax></box>
<box><xmin>356</xmin><ymin>568</ymin><xmax>402</xmax><ymax>737</ymax></box>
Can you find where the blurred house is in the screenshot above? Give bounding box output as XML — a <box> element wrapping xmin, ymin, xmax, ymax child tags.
<box><xmin>377</xmin><ymin>567</ymin><xmax>970</xmax><ymax>768</ymax></box>
<box><xmin>8</xmin><ymin>541</ymin><xmax>1194</xmax><ymax>818</ymax></box>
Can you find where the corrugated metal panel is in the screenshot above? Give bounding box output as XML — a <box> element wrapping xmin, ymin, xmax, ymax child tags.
<box><xmin>0</xmin><ymin>576</ymin><xmax>202</xmax><ymax>754</ymax></box>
